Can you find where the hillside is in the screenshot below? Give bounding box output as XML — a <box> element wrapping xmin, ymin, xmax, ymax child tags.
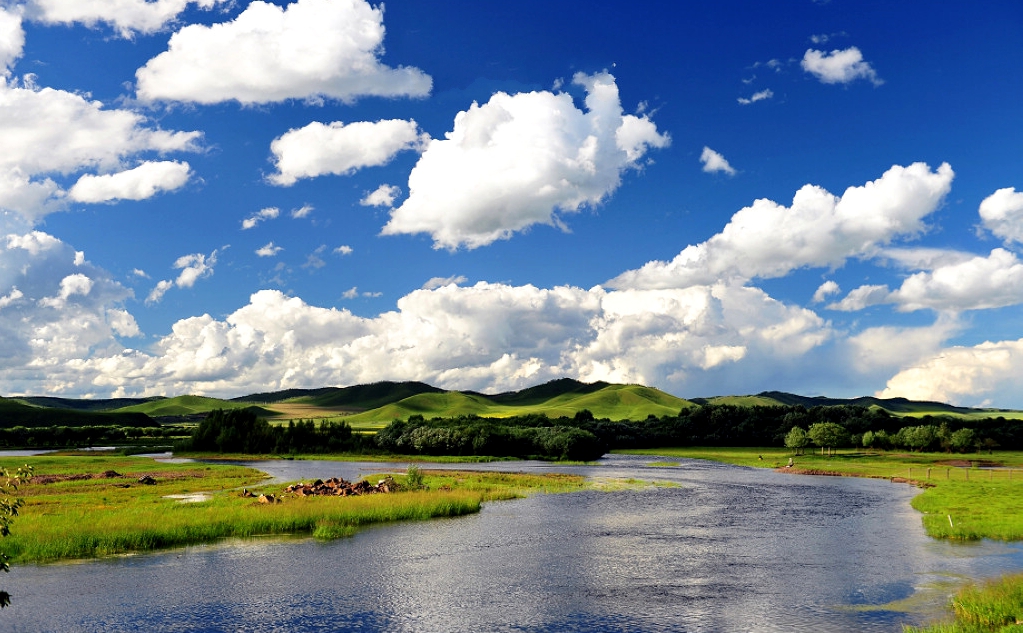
<box><xmin>113</xmin><ymin>395</ymin><xmax>274</xmax><ymax>418</ymax></box>
<box><xmin>749</xmin><ymin>391</ymin><xmax>1021</xmax><ymax>418</ymax></box>
<box><xmin>233</xmin><ymin>381</ymin><xmax>443</xmax><ymax>411</ymax></box>
<box><xmin>16</xmin><ymin>396</ymin><xmax>164</xmax><ymax>411</ymax></box>
<box><xmin>0</xmin><ymin>397</ymin><xmax>153</xmax><ymax>428</ymax></box>
<box><xmin>343</xmin><ymin>380</ymin><xmax>693</xmax><ymax>423</ymax></box>
<box><xmin>6</xmin><ymin>381</ymin><xmax>1023</xmax><ymax>428</ymax></box>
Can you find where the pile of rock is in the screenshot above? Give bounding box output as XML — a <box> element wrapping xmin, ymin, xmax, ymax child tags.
<box><xmin>285</xmin><ymin>476</ymin><xmax>398</xmax><ymax>497</ymax></box>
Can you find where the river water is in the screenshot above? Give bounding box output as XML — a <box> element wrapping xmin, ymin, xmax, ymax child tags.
<box><xmin>5</xmin><ymin>454</ymin><xmax>1023</xmax><ymax>632</ymax></box>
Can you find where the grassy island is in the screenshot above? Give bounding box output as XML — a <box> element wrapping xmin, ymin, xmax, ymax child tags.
<box><xmin>1</xmin><ymin>454</ymin><xmax>587</xmax><ymax>563</ymax></box>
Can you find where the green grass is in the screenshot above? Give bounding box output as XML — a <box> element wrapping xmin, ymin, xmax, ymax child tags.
<box><xmin>905</xmin><ymin>573</ymin><xmax>1023</xmax><ymax>632</ymax></box>
<box><xmin>1</xmin><ymin>455</ymin><xmax>587</xmax><ymax>563</ymax></box>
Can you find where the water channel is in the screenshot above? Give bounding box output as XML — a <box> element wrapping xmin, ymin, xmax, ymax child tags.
<box><xmin>5</xmin><ymin>454</ymin><xmax>1023</xmax><ymax>632</ymax></box>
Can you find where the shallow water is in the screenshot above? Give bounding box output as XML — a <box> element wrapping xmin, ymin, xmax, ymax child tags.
<box><xmin>5</xmin><ymin>454</ymin><xmax>1023</xmax><ymax>632</ymax></box>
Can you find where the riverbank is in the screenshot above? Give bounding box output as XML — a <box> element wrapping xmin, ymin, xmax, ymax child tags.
<box><xmin>620</xmin><ymin>447</ymin><xmax>1023</xmax><ymax>632</ymax></box>
<box><xmin>2</xmin><ymin>454</ymin><xmax>588</xmax><ymax>563</ymax></box>
<box><xmin>621</xmin><ymin>447</ymin><xmax>1023</xmax><ymax>541</ymax></box>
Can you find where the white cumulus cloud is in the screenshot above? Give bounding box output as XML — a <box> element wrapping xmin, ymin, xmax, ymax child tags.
<box><xmin>268</xmin><ymin>119</ymin><xmax>427</xmax><ymax>186</ymax></box>
<box><xmin>242</xmin><ymin>207</ymin><xmax>279</xmax><ymax>230</ymax></box>
<box><xmin>0</xmin><ymin>77</ymin><xmax>200</xmax><ymax>222</ymax></box>
<box><xmin>879</xmin><ymin>339</ymin><xmax>1023</xmax><ymax>407</ymax></box>
<box><xmin>700</xmin><ymin>146</ymin><xmax>736</xmax><ymax>175</ymax></box>
<box><xmin>979</xmin><ymin>187</ymin><xmax>1023</xmax><ymax>244</ymax></box>
<box><xmin>812</xmin><ymin>280</ymin><xmax>840</xmax><ymax>303</ymax></box>
<box><xmin>68</xmin><ymin>160</ymin><xmax>191</xmax><ymax>203</ymax></box>
<box><xmin>135</xmin><ymin>0</ymin><xmax>432</xmax><ymax>104</ymax></box>
<box><xmin>290</xmin><ymin>204</ymin><xmax>313</xmax><ymax>219</ymax></box>
<box><xmin>609</xmin><ymin>162</ymin><xmax>954</xmax><ymax>290</ymax></box>
<box><xmin>0</xmin><ymin>229</ymin><xmax>139</xmax><ymax>393</ymax></box>
<box><xmin>256</xmin><ymin>242</ymin><xmax>282</xmax><ymax>257</ymax></box>
<box><xmin>801</xmin><ymin>47</ymin><xmax>882</xmax><ymax>86</ymax></box>
<box><xmin>381</xmin><ymin>71</ymin><xmax>670</xmax><ymax>250</ymax></box>
<box><xmin>24</xmin><ymin>0</ymin><xmax>227</xmax><ymax>37</ymax></box>
<box><xmin>737</xmin><ymin>89</ymin><xmax>773</xmax><ymax>105</ymax></box>
<box><xmin>0</xmin><ymin>6</ymin><xmax>24</xmax><ymax>76</ymax></box>
<box><xmin>147</xmin><ymin>249</ymin><xmax>217</xmax><ymax>303</ymax></box>
<box><xmin>360</xmin><ymin>184</ymin><xmax>401</xmax><ymax>207</ymax></box>
<box><xmin>422</xmin><ymin>275</ymin><xmax>467</xmax><ymax>290</ymax></box>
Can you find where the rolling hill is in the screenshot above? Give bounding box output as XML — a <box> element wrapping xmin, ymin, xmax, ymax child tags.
<box><xmin>0</xmin><ymin>397</ymin><xmax>153</xmax><ymax>428</ymax></box>
<box><xmin>696</xmin><ymin>391</ymin><xmax>1023</xmax><ymax>419</ymax></box>
<box><xmin>112</xmin><ymin>395</ymin><xmax>275</xmax><ymax>418</ymax></box>
<box><xmin>5</xmin><ymin>380</ymin><xmax>1023</xmax><ymax>428</ymax></box>
<box><xmin>342</xmin><ymin>380</ymin><xmax>694</xmax><ymax>423</ymax></box>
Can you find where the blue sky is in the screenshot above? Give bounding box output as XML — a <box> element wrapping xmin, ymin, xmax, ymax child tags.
<box><xmin>1</xmin><ymin>0</ymin><xmax>1023</xmax><ymax>406</ymax></box>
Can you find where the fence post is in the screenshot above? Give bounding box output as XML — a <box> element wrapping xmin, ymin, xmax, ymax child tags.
<box><xmin>927</xmin><ymin>468</ymin><xmax>932</xmax><ymax>479</ymax></box>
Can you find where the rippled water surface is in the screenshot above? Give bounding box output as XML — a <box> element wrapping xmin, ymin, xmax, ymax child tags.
<box><xmin>6</xmin><ymin>455</ymin><xmax>1023</xmax><ymax>632</ymax></box>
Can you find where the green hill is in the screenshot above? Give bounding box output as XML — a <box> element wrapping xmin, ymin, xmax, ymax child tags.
<box><xmin>113</xmin><ymin>395</ymin><xmax>269</xmax><ymax>418</ymax></box>
<box><xmin>0</xmin><ymin>397</ymin><xmax>153</xmax><ymax>428</ymax></box>
<box><xmin>234</xmin><ymin>381</ymin><xmax>443</xmax><ymax>411</ymax></box>
<box><xmin>752</xmin><ymin>391</ymin><xmax>989</xmax><ymax>417</ymax></box>
<box><xmin>483</xmin><ymin>378</ymin><xmax>610</xmax><ymax>406</ymax></box>
<box><xmin>343</xmin><ymin>380</ymin><xmax>693</xmax><ymax>423</ymax></box>
<box><xmin>16</xmin><ymin>396</ymin><xmax>164</xmax><ymax>411</ymax></box>
<box><xmin>231</xmin><ymin>387</ymin><xmax>338</xmax><ymax>404</ymax></box>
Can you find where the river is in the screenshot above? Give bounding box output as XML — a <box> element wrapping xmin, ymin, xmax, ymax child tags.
<box><xmin>4</xmin><ymin>454</ymin><xmax>1023</xmax><ymax>632</ymax></box>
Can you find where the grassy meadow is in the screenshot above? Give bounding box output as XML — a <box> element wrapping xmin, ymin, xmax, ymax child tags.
<box><xmin>0</xmin><ymin>455</ymin><xmax>587</xmax><ymax>563</ymax></box>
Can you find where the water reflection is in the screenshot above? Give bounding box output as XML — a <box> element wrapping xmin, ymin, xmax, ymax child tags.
<box><xmin>5</xmin><ymin>454</ymin><xmax>1023</xmax><ymax>632</ymax></box>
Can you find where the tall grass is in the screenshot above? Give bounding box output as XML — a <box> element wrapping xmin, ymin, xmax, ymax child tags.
<box><xmin>905</xmin><ymin>573</ymin><xmax>1023</xmax><ymax>632</ymax></box>
<box><xmin>2</xmin><ymin>455</ymin><xmax>586</xmax><ymax>563</ymax></box>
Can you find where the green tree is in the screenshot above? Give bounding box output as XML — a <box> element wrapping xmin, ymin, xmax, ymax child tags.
<box><xmin>784</xmin><ymin>426</ymin><xmax>809</xmax><ymax>455</ymax></box>
<box><xmin>949</xmin><ymin>427</ymin><xmax>977</xmax><ymax>453</ymax></box>
<box><xmin>807</xmin><ymin>422</ymin><xmax>850</xmax><ymax>456</ymax></box>
<box><xmin>0</xmin><ymin>465</ymin><xmax>31</xmax><ymax>608</ymax></box>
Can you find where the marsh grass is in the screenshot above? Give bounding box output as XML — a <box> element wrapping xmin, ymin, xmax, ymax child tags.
<box><xmin>905</xmin><ymin>573</ymin><xmax>1023</xmax><ymax>632</ymax></box>
<box><xmin>2</xmin><ymin>456</ymin><xmax>586</xmax><ymax>563</ymax></box>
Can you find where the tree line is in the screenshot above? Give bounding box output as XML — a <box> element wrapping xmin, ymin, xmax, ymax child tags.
<box><xmin>175</xmin><ymin>409</ymin><xmax>367</xmax><ymax>454</ymax></box>
<box><xmin>371</xmin><ymin>404</ymin><xmax>1021</xmax><ymax>459</ymax></box>
<box><xmin>8</xmin><ymin>403</ymin><xmax>1023</xmax><ymax>459</ymax></box>
<box><xmin>0</xmin><ymin>425</ymin><xmax>189</xmax><ymax>449</ymax></box>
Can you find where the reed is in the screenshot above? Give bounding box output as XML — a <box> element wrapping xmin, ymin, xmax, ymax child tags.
<box><xmin>1</xmin><ymin>455</ymin><xmax>586</xmax><ymax>563</ymax></box>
